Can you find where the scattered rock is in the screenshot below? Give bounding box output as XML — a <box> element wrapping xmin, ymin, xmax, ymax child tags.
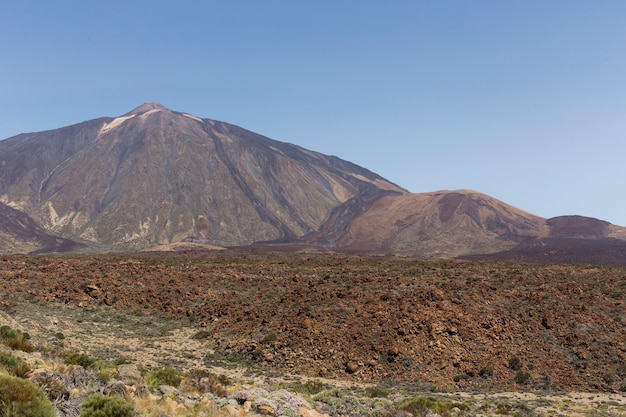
<box><xmin>159</xmin><ymin>384</ymin><xmax>180</xmax><ymax>397</ymax></box>
<box><xmin>257</xmin><ymin>404</ymin><xmax>276</xmax><ymax>415</ymax></box>
<box><xmin>117</xmin><ymin>364</ymin><xmax>142</xmax><ymax>383</ymax></box>
<box><xmin>346</xmin><ymin>361</ymin><xmax>359</xmax><ymax>373</ymax></box>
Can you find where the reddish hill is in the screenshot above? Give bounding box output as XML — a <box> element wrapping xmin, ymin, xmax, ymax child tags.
<box><xmin>304</xmin><ymin>190</ymin><xmax>550</xmax><ymax>257</ymax></box>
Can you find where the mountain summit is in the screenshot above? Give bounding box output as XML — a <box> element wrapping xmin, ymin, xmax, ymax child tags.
<box><xmin>1</xmin><ymin>103</ymin><xmax>625</xmax><ymax>262</ymax></box>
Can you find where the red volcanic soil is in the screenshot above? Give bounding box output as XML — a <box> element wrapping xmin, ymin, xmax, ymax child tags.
<box><xmin>0</xmin><ymin>251</ymin><xmax>624</xmax><ymax>392</ymax></box>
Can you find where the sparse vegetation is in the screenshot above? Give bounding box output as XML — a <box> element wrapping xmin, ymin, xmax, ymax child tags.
<box><xmin>397</xmin><ymin>396</ymin><xmax>457</xmax><ymax>417</ymax></box>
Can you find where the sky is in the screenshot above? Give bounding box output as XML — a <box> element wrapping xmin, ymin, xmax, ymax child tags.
<box><xmin>1</xmin><ymin>1</ymin><xmax>625</xmax><ymax>225</ymax></box>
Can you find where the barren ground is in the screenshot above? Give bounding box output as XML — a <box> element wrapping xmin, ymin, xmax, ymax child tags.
<box><xmin>0</xmin><ymin>251</ymin><xmax>625</xmax><ymax>414</ymax></box>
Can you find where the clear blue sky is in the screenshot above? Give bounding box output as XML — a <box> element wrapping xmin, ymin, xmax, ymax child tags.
<box><xmin>2</xmin><ymin>1</ymin><xmax>625</xmax><ymax>225</ymax></box>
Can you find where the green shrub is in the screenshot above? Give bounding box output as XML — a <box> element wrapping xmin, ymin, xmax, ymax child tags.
<box><xmin>0</xmin><ymin>326</ymin><xmax>34</xmax><ymax>353</ymax></box>
<box><xmin>0</xmin><ymin>374</ymin><xmax>56</xmax><ymax>417</ymax></box>
<box><xmin>0</xmin><ymin>351</ymin><xmax>31</xmax><ymax>377</ymax></box>
<box><xmin>479</xmin><ymin>365</ymin><xmax>494</xmax><ymax>378</ymax></box>
<box><xmin>0</xmin><ymin>326</ymin><xmax>15</xmax><ymax>338</ymax></box>
<box><xmin>147</xmin><ymin>367</ymin><xmax>182</xmax><ymax>390</ymax></box>
<box><xmin>112</xmin><ymin>357</ymin><xmax>132</xmax><ymax>366</ymax></box>
<box><xmin>65</xmin><ymin>352</ymin><xmax>96</xmax><ymax>368</ymax></box>
<box><xmin>79</xmin><ymin>393</ymin><xmax>134</xmax><ymax>417</ymax></box>
<box><xmin>365</xmin><ymin>384</ymin><xmax>390</xmax><ymax>398</ymax></box>
<box><xmin>217</xmin><ymin>373</ymin><xmax>232</xmax><ymax>386</ymax></box>
<box><xmin>95</xmin><ymin>363</ymin><xmax>117</xmax><ymax>383</ymax></box>
<box><xmin>400</xmin><ymin>396</ymin><xmax>454</xmax><ymax>416</ymax></box>
<box><xmin>260</xmin><ymin>333</ymin><xmax>277</xmax><ymax>343</ymax></box>
<box><xmin>453</xmin><ymin>373</ymin><xmax>469</xmax><ymax>383</ymax></box>
<box><xmin>508</xmin><ymin>356</ymin><xmax>522</xmax><ymax>371</ymax></box>
<box><xmin>514</xmin><ymin>370</ymin><xmax>532</xmax><ymax>385</ymax></box>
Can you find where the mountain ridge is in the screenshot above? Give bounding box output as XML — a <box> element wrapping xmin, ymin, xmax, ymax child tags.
<box><xmin>1</xmin><ymin>102</ymin><xmax>625</xmax><ymax>264</ymax></box>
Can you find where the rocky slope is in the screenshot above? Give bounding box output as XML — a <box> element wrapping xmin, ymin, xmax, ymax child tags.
<box><xmin>0</xmin><ymin>202</ymin><xmax>83</xmax><ymax>253</ymax></box>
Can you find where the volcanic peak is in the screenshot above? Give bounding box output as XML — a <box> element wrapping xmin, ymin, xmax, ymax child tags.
<box><xmin>124</xmin><ymin>101</ymin><xmax>168</xmax><ymax>116</ymax></box>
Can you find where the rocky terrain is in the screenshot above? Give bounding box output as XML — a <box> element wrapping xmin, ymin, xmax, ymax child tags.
<box><xmin>1</xmin><ymin>252</ymin><xmax>624</xmax><ymax>395</ymax></box>
<box><xmin>4</xmin><ymin>300</ymin><xmax>626</xmax><ymax>417</ymax></box>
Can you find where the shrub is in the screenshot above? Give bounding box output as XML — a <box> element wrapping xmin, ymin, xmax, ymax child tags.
<box><xmin>0</xmin><ymin>326</ymin><xmax>34</xmax><ymax>353</ymax></box>
<box><xmin>365</xmin><ymin>384</ymin><xmax>390</xmax><ymax>398</ymax></box>
<box><xmin>112</xmin><ymin>357</ymin><xmax>132</xmax><ymax>366</ymax></box>
<box><xmin>479</xmin><ymin>365</ymin><xmax>494</xmax><ymax>379</ymax></box>
<box><xmin>95</xmin><ymin>363</ymin><xmax>117</xmax><ymax>383</ymax></box>
<box><xmin>261</xmin><ymin>333</ymin><xmax>277</xmax><ymax>343</ymax></box>
<box><xmin>453</xmin><ymin>373</ymin><xmax>469</xmax><ymax>383</ymax></box>
<box><xmin>514</xmin><ymin>370</ymin><xmax>532</xmax><ymax>385</ymax></box>
<box><xmin>147</xmin><ymin>367</ymin><xmax>182</xmax><ymax>390</ymax></box>
<box><xmin>0</xmin><ymin>351</ymin><xmax>31</xmax><ymax>377</ymax></box>
<box><xmin>0</xmin><ymin>374</ymin><xmax>56</xmax><ymax>417</ymax></box>
<box><xmin>508</xmin><ymin>356</ymin><xmax>522</xmax><ymax>371</ymax></box>
<box><xmin>79</xmin><ymin>393</ymin><xmax>134</xmax><ymax>417</ymax></box>
<box><xmin>181</xmin><ymin>369</ymin><xmax>230</xmax><ymax>397</ymax></box>
<box><xmin>400</xmin><ymin>396</ymin><xmax>454</xmax><ymax>416</ymax></box>
<box><xmin>65</xmin><ymin>352</ymin><xmax>96</xmax><ymax>368</ymax></box>
<box><xmin>289</xmin><ymin>380</ymin><xmax>326</xmax><ymax>396</ymax></box>
<box><xmin>0</xmin><ymin>326</ymin><xmax>15</xmax><ymax>338</ymax></box>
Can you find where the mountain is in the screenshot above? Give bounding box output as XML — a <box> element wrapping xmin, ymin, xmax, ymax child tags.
<box><xmin>1</xmin><ymin>102</ymin><xmax>625</xmax><ymax>261</ymax></box>
<box><xmin>302</xmin><ymin>190</ymin><xmax>549</xmax><ymax>256</ymax></box>
<box><xmin>0</xmin><ymin>102</ymin><xmax>404</xmax><ymax>252</ymax></box>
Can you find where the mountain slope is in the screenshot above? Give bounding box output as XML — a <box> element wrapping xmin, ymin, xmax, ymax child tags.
<box><xmin>0</xmin><ymin>103</ymin><xmax>404</xmax><ymax>251</ymax></box>
<box><xmin>0</xmin><ymin>202</ymin><xmax>83</xmax><ymax>253</ymax></box>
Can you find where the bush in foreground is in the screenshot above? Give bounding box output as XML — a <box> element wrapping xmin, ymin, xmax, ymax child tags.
<box><xmin>0</xmin><ymin>374</ymin><xmax>56</xmax><ymax>417</ymax></box>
